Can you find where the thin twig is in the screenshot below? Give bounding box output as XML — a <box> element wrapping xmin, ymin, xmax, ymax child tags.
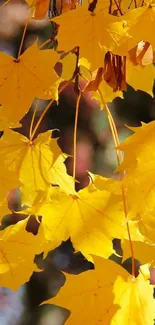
<box><xmin>17</xmin><ymin>11</ymin><xmax>32</xmax><ymax>59</ymax></box>
<box><xmin>73</xmin><ymin>91</ymin><xmax>81</xmax><ymax>182</ymax></box>
<box><xmin>30</xmin><ymin>81</ymin><xmax>70</xmax><ymax>141</ymax></box>
<box><xmin>0</xmin><ymin>0</ymin><xmax>11</xmax><ymax>8</ymax></box>
<box><xmin>29</xmin><ymin>99</ymin><xmax>39</xmax><ymax>139</ymax></box>
<box><xmin>98</xmin><ymin>88</ymin><xmax>135</xmax><ymax>276</ymax></box>
<box><xmin>39</xmin><ymin>39</ymin><xmax>52</xmax><ymax>50</ymax></box>
<box><xmin>81</xmin><ymin>69</ymin><xmax>136</xmax><ymax>276</ymax></box>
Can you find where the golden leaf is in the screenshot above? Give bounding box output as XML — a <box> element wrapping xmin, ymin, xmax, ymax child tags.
<box><xmin>120</xmin><ymin>4</ymin><xmax>155</xmax><ymax>54</ymax></box>
<box><xmin>126</xmin><ymin>60</ymin><xmax>155</xmax><ymax>96</ymax></box>
<box><xmin>122</xmin><ymin>239</ymin><xmax>155</xmax><ymax>266</ymax></box>
<box><xmin>0</xmin><ymin>218</ymin><xmax>43</xmax><ymax>290</ymax></box>
<box><xmin>52</xmin><ymin>1</ymin><xmax>130</xmax><ymax>71</ymax></box>
<box><xmin>0</xmin><ymin>41</ymin><xmax>60</xmax><ymax>122</ymax></box>
<box><xmin>42</xmin><ymin>257</ymin><xmax>155</xmax><ymax>325</ymax></box>
<box><xmin>0</xmin><ymin>129</ymin><xmax>75</xmax><ymax>203</ymax></box>
<box><xmin>111</xmin><ymin>264</ymin><xmax>155</xmax><ymax>325</ymax></box>
<box><xmin>21</xmin><ymin>182</ymin><xmax>144</xmax><ymax>260</ymax></box>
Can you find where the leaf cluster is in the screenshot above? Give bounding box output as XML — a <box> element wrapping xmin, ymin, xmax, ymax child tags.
<box><xmin>0</xmin><ymin>0</ymin><xmax>155</xmax><ymax>324</ymax></box>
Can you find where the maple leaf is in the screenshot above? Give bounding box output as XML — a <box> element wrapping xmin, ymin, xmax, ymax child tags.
<box><xmin>51</xmin><ymin>1</ymin><xmax>130</xmax><ymax>71</ymax></box>
<box><xmin>0</xmin><ymin>218</ymin><xmax>43</xmax><ymax>291</ymax></box>
<box><xmin>121</xmin><ymin>3</ymin><xmax>155</xmax><ymax>55</ymax></box>
<box><xmin>0</xmin><ymin>161</ymin><xmax>20</xmax><ymax>202</ymax></box>
<box><xmin>138</xmin><ymin>208</ymin><xmax>155</xmax><ymax>244</ymax></box>
<box><xmin>25</xmin><ymin>0</ymin><xmax>50</xmax><ymax>19</ymax></box>
<box><xmin>0</xmin><ymin>161</ymin><xmax>21</xmax><ymax>223</ymax></box>
<box><xmin>122</xmin><ymin>239</ymin><xmax>155</xmax><ymax>266</ymax></box>
<box><xmin>0</xmin><ymin>41</ymin><xmax>60</xmax><ymax>123</ymax></box>
<box><xmin>60</xmin><ymin>52</ymin><xmax>77</xmax><ymax>81</ymax></box>
<box><xmin>126</xmin><ymin>59</ymin><xmax>155</xmax><ymax>96</ymax></box>
<box><xmin>0</xmin><ymin>199</ymin><xmax>11</xmax><ymax>224</ymax></box>
<box><xmin>42</xmin><ymin>257</ymin><xmax>155</xmax><ymax>325</ymax></box>
<box><xmin>0</xmin><ymin>129</ymin><xmax>75</xmax><ymax>203</ymax></box>
<box><xmin>111</xmin><ymin>263</ymin><xmax>155</xmax><ymax>325</ymax></box>
<box><xmin>89</xmin><ymin>172</ymin><xmax>122</xmax><ymax>195</ymax></box>
<box><xmin>117</xmin><ymin>121</ymin><xmax>155</xmax><ymax>218</ymax></box>
<box><xmin>21</xmin><ymin>182</ymin><xmax>144</xmax><ymax>261</ymax></box>
<box><xmin>41</xmin><ymin>256</ymin><xmax>128</xmax><ymax>325</ymax></box>
<box><xmin>0</xmin><ymin>108</ymin><xmax>21</xmax><ymax>131</ymax></box>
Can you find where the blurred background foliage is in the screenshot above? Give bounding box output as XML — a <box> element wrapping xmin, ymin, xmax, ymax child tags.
<box><xmin>0</xmin><ymin>1</ymin><xmax>155</xmax><ymax>324</ymax></box>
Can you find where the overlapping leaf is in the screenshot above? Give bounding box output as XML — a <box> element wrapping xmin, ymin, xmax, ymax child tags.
<box><xmin>122</xmin><ymin>240</ymin><xmax>155</xmax><ymax>266</ymax></box>
<box><xmin>42</xmin><ymin>256</ymin><xmax>128</xmax><ymax>325</ymax></box>
<box><xmin>0</xmin><ymin>0</ymin><xmax>155</xmax><ymax>318</ymax></box>
<box><xmin>0</xmin><ymin>161</ymin><xmax>20</xmax><ymax>202</ymax></box>
<box><xmin>126</xmin><ymin>60</ymin><xmax>155</xmax><ymax>96</ymax></box>
<box><xmin>0</xmin><ymin>161</ymin><xmax>21</xmax><ymax>222</ymax></box>
<box><xmin>42</xmin><ymin>257</ymin><xmax>155</xmax><ymax>325</ymax></box>
<box><xmin>120</xmin><ymin>2</ymin><xmax>155</xmax><ymax>54</ymax></box>
<box><xmin>111</xmin><ymin>264</ymin><xmax>155</xmax><ymax>325</ymax></box>
<box><xmin>52</xmin><ymin>1</ymin><xmax>130</xmax><ymax>71</ymax></box>
<box><xmin>0</xmin><ymin>218</ymin><xmax>44</xmax><ymax>290</ymax></box>
<box><xmin>117</xmin><ymin>121</ymin><xmax>155</xmax><ymax>218</ymax></box>
<box><xmin>21</xmin><ymin>180</ymin><xmax>144</xmax><ymax>260</ymax></box>
<box><xmin>0</xmin><ymin>129</ymin><xmax>74</xmax><ymax>205</ymax></box>
<box><xmin>0</xmin><ymin>41</ymin><xmax>60</xmax><ymax>123</ymax></box>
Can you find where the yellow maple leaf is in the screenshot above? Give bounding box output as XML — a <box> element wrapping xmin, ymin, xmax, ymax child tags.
<box><xmin>0</xmin><ymin>108</ymin><xmax>21</xmax><ymax>130</ymax></box>
<box><xmin>0</xmin><ymin>129</ymin><xmax>75</xmax><ymax>202</ymax></box>
<box><xmin>0</xmin><ymin>218</ymin><xmax>43</xmax><ymax>291</ymax></box>
<box><xmin>60</xmin><ymin>52</ymin><xmax>77</xmax><ymax>81</ymax></box>
<box><xmin>117</xmin><ymin>121</ymin><xmax>155</xmax><ymax>218</ymax></box>
<box><xmin>0</xmin><ymin>41</ymin><xmax>60</xmax><ymax>122</ymax></box>
<box><xmin>0</xmin><ymin>161</ymin><xmax>20</xmax><ymax>202</ymax></box>
<box><xmin>111</xmin><ymin>264</ymin><xmax>155</xmax><ymax>325</ymax></box>
<box><xmin>138</xmin><ymin>208</ymin><xmax>155</xmax><ymax>243</ymax></box>
<box><xmin>0</xmin><ymin>161</ymin><xmax>21</xmax><ymax>222</ymax></box>
<box><xmin>88</xmin><ymin>171</ymin><xmax>122</xmax><ymax>195</ymax></box>
<box><xmin>52</xmin><ymin>1</ymin><xmax>130</xmax><ymax>71</ymax></box>
<box><xmin>117</xmin><ymin>121</ymin><xmax>155</xmax><ymax>172</ymax></box>
<box><xmin>42</xmin><ymin>257</ymin><xmax>155</xmax><ymax>325</ymax></box>
<box><xmin>26</xmin><ymin>0</ymin><xmax>50</xmax><ymax>19</ymax></box>
<box><xmin>21</xmin><ymin>182</ymin><xmax>144</xmax><ymax>260</ymax></box>
<box><xmin>121</xmin><ymin>3</ymin><xmax>155</xmax><ymax>54</ymax></box>
<box><xmin>126</xmin><ymin>60</ymin><xmax>155</xmax><ymax>96</ymax></box>
<box><xmin>0</xmin><ymin>199</ymin><xmax>11</xmax><ymax>224</ymax></box>
<box><xmin>42</xmin><ymin>256</ymin><xmax>128</xmax><ymax>324</ymax></box>
<box><xmin>122</xmin><ymin>239</ymin><xmax>155</xmax><ymax>266</ymax></box>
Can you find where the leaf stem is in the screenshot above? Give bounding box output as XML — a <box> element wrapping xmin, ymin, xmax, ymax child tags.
<box><xmin>29</xmin><ymin>99</ymin><xmax>39</xmax><ymax>139</ymax></box>
<box><xmin>0</xmin><ymin>0</ymin><xmax>11</xmax><ymax>7</ymax></box>
<box><xmin>39</xmin><ymin>39</ymin><xmax>52</xmax><ymax>50</ymax></box>
<box><xmin>30</xmin><ymin>81</ymin><xmax>70</xmax><ymax>141</ymax></box>
<box><xmin>73</xmin><ymin>91</ymin><xmax>81</xmax><ymax>182</ymax></box>
<box><xmin>17</xmin><ymin>11</ymin><xmax>32</xmax><ymax>59</ymax></box>
<box><xmin>98</xmin><ymin>88</ymin><xmax>135</xmax><ymax>277</ymax></box>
